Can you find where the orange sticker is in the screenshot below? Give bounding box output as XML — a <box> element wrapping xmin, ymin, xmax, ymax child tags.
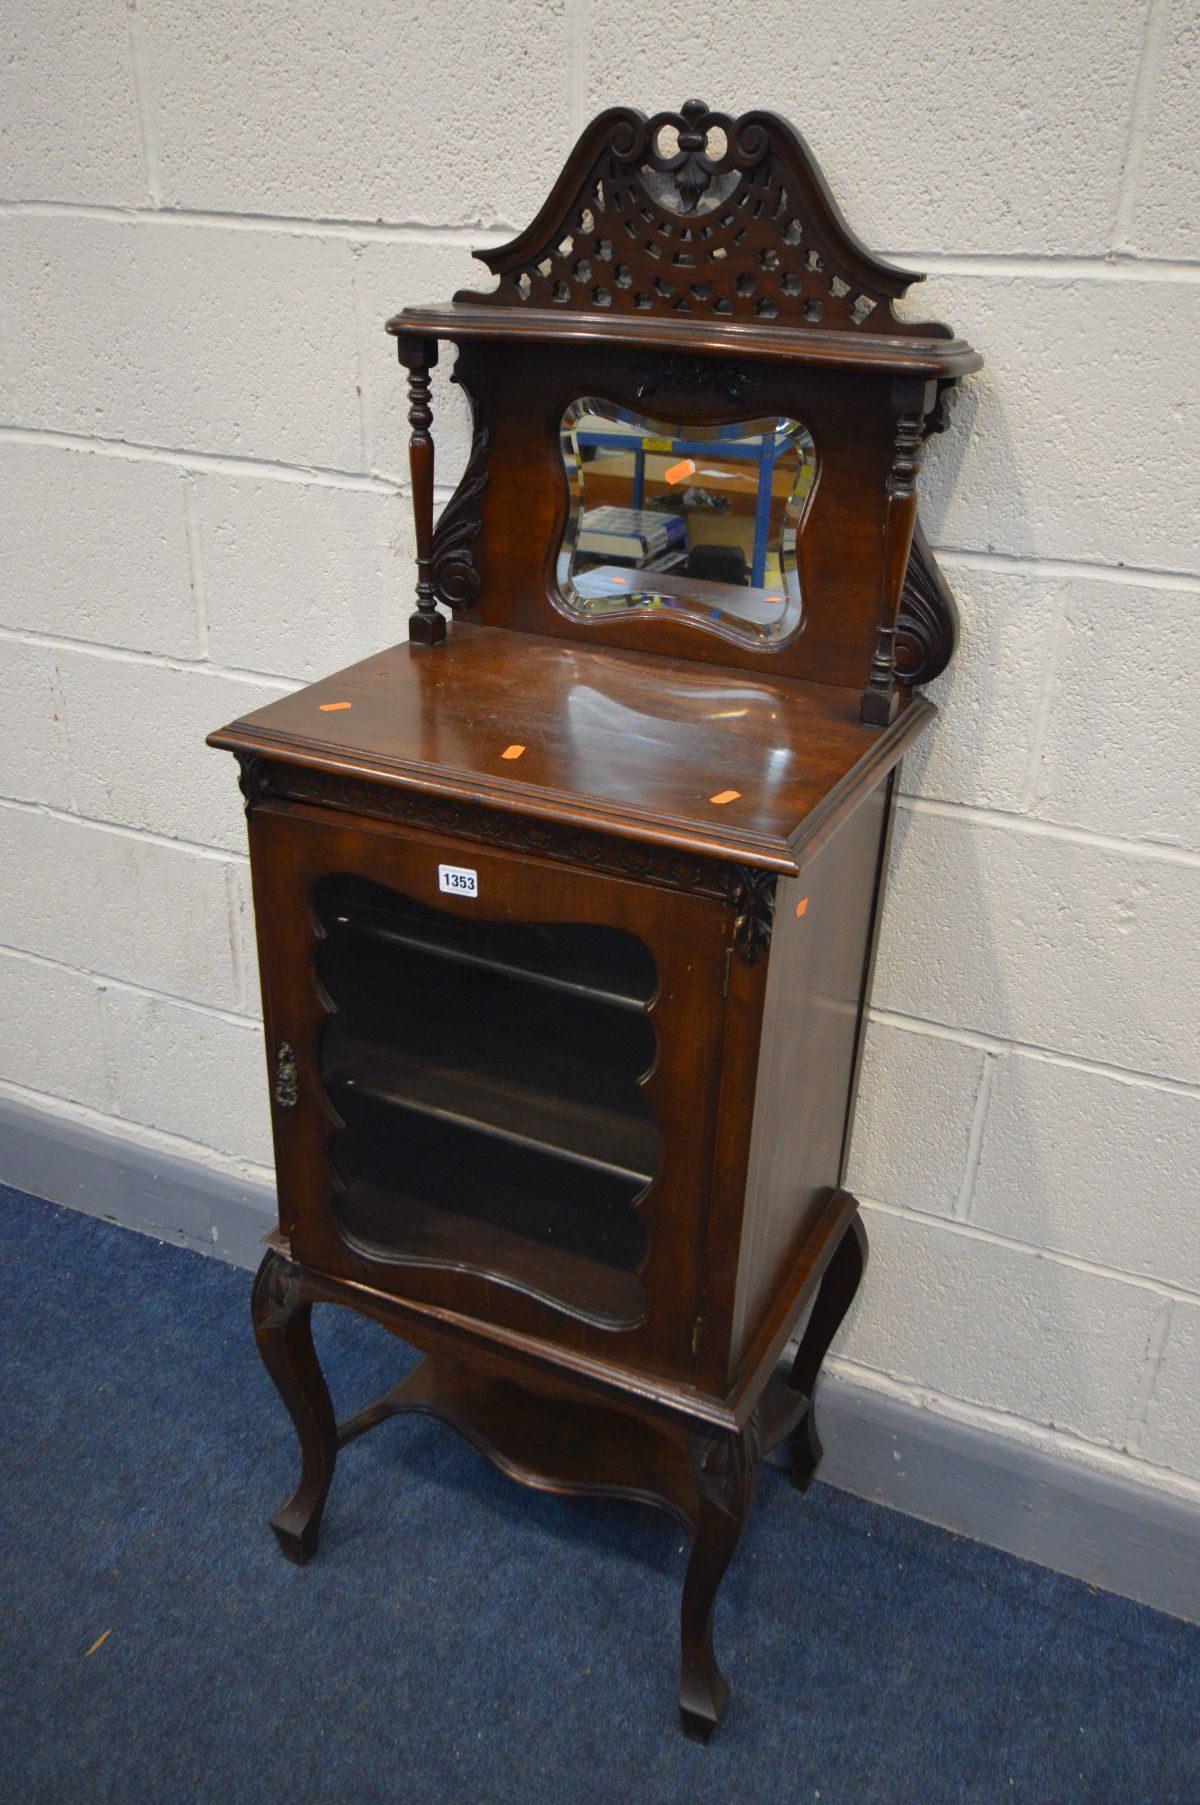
<box><xmin>664</xmin><ymin>458</ymin><xmax>696</xmax><ymax>486</ymax></box>
<box><xmin>501</xmin><ymin>744</ymin><xmax>526</xmax><ymax>760</ymax></box>
<box><xmin>319</xmin><ymin>701</ymin><xmax>352</xmax><ymax>712</ymax></box>
<box><xmin>709</xmin><ymin>789</ymin><xmax>741</xmax><ymax>806</ymax></box>
<box><xmin>795</xmin><ymin>897</ymin><xmax>809</xmax><ymax>917</ymax></box>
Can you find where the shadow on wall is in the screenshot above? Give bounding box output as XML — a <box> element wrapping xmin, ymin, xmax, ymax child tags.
<box><xmin>828</xmin><ymin>353</ymin><xmax>1140</xmax><ymax>1450</ymax></box>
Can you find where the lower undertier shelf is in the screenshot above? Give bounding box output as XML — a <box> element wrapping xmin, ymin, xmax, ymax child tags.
<box><xmin>338</xmin><ymin>1351</ymin><xmax>702</xmax><ymax>1529</ymax></box>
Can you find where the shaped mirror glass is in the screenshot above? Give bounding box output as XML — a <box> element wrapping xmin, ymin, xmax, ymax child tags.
<box><xmin>556</xmin><ymin>399</ymin><xmax>817</xmax><ymax>647</ymax></box>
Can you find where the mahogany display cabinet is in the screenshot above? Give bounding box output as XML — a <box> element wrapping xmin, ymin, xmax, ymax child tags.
<box><xmin>209</xmin><ymin>100</ymin><xmax>980</xmax><ymax>1741</ymax></box>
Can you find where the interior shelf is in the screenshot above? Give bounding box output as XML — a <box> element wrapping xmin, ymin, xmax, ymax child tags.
<box><xmin>332</xmin><ymin>1107</ymin><xmax>648</xmax><ymax>1328</ymax></box>
<box><xmin>323</xmin><ymin>1037</ymin><xmax>657</xmax><ymax>1185</ymax></box>
<box><xmin>322</xmin><ymin>881</ymin><xmax>658</xmax><ymax>1012</ymax></box>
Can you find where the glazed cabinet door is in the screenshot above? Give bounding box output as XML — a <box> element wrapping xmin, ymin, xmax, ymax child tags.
<box><xmin>247</xmin><ymin>800</ymin><xmax>730</xmax><ymax>1382</ymax></box>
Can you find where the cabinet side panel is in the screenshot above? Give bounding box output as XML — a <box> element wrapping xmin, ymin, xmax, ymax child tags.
<box><xmin>730</xmin><ymin>777</ymin><xmax>891</xmax><ymax>1367</ymax></box>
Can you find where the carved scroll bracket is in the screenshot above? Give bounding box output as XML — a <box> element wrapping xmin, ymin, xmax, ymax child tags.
<box><xmin>896</xmin><ymin>515</ymin><xmax>959</xmax><ymax>689</ymax></box>
<box><xmin>234</xmin><ymin>752</ymin><xmax>270</xmax><ymax>816</ymax></box>
<box><xmin>730</xmin><ymin>866</ymin><xmax>777</xmax><ymax>964</ymax></box>
<box><xmin>431</xmin><ymin>377</ymin><xmax>490</xmax><ymax>612</ymax></box>
<box><xmin>860</xmin><ymin>376</ymin><xmax>936</xmax><ymax>725</ymax></box>
<box><xmin>251</xmin><ymin>1248</ymin><xmax>306</xmax><ymax>1331</ymax></box>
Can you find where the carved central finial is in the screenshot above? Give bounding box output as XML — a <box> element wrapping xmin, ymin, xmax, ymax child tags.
<box><xmin>645</xmin><ymin>99</ymin><xmax>730</xmax><ymax>213</ymax></box>
<box><xmin>676</xmin><ymin>99</ymin><xmax>710</xmax><ymax>151</ymax></box>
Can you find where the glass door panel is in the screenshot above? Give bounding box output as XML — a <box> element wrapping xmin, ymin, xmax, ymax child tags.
<box><xmin>313</xmin><ymin>875</ymin><xmax>660</xmax><ymax>1327</ymax></box>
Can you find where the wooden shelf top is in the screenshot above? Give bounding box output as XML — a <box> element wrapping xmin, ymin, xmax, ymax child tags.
<box><xmin>390</xmin><ymin>302</ymin><xmax>982</xmax><ymax>381</ymax></box>
<box><xmin>208</xmin><ymin>622</ymin><xmax>934</xmax><ymax>875</ymax></box>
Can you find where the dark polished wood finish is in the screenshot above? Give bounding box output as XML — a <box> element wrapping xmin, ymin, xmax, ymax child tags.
<box><xmin>385</xmin><ymin>100</ymin><xmax>979</xmax><ymax>717</ymax></box>
<box><xmin>381</xmin><ymin>336</ymin><xmax>958</xmax><ymax>703</ymax></box>
<box><xmin>394</xmin><ymin>302</ymin><xmax>981</xmax><ymax>378</ymax></box>
<box><xmin>394</xmin><ymin>334</ymin><xmax>444</xmax><ymax>645</ymax></box>
<box><xmin>210</xmin><ymin>98</ymin><xmax>978</xmax><ymax>1741</ymax></box>
<box><xmin>788</xmin><ymin>1213</ymin><xmax>869</xmax><ymax>1490</ymax></box>
<box><xmin>209</xmin><ymin>623</ymin><xmax>934</xmax><ymax>876</ymax></box>
<box><xmin>247</xmin><ymin>1237</ymin><xmax>825</xmax><ymax>1745</ymax></box>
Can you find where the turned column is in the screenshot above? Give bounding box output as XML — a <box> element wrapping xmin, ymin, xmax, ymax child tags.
<box><xmin>860</xmin><ymin>376</ymin><xmax>936</xmax><ymax>725</ymax></box>
<box><xmin>395</xmin><ymin>332</ymin><xmax>445</xmax><ymax>645</ymax></box>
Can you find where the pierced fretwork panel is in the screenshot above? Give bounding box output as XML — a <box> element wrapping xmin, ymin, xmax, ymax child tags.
<box><xmin>458</xmin><ymin>103</ymin><xmax>950</xmax><ymax>340</ymax></box>
<box><xmin>512</xmin><ymin>158</ymin><xmax>882</xmax><ymax>329</ymax></box>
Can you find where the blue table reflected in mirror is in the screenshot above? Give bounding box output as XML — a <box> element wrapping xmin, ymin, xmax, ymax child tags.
<box><xmin>556</xmin><ymin>398</ymin><xmax>817</xmax><ymax>648</ymax></box>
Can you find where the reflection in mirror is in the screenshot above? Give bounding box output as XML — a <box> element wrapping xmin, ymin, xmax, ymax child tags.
<box><xmin>557</xmin><ymin>398</ymin><xmax>817</xmax><ymax>647</ymax></box>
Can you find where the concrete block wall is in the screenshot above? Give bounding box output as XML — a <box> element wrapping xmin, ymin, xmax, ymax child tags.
<box><xmin>1</xmin><ymin>3</ymin><xmax>1197</xmax><ymax>1511</ymax></box>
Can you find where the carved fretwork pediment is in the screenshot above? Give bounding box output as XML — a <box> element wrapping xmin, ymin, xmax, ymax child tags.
<box><xmin>457</xmin><ymin>100</ymin><xmax>953</xmax><ymax>340</ymax></box>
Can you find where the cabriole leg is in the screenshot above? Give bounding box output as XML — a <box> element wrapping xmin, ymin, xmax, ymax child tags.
<box><xmin>788</xmin><ymin>1212</ymin><xmax>869</xmax><ymax>1491</ymax></box>
<box><xmin>679</xmin><ymin>1426</ymin><xmax>761</xmax><ymax>1743</ymax></box>
<box><xmin>251</xmin><ymin>1249</ymin><xmax>338</xmax><ymax>1565</ymax></box>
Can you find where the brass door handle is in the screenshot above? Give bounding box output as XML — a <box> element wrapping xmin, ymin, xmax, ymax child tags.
<box><xmin>275</xmin><ymin>1042</ymin><xmax>299</xmax><ymax>1109</ymax></box>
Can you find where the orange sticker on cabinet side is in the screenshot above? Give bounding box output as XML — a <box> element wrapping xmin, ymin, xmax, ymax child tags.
<box><xmin>664</xmin><ymin>458</ymin><xmax>696</xmax><ymax>485</ymax></box>
<box><xmin>709</xmin><ymin>789</ymin><xmax>740</xmax><ymax>806</ymax></box>
<box><xmin>319</xmin><ymin>701</ymin><xmax>352</xmax><ymax>712</ymax></box>
<box><xmin>501</xmin><ymin>744</ymin><xmax>526</xmax><ymax>760</ymax></box>
<box><xmin>796</xmin><ymin>897</ymin><xmax>809</xmax><ymax>917</ymax></box>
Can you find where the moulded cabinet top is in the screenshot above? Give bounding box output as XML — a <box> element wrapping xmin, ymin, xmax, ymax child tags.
<box><xmin>208</xmin><ymin>623</ymin><xmax>933</xmax><ymax>875</ymax></box>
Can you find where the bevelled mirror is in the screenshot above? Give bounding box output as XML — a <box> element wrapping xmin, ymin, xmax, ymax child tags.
<box><xmin>555</xmin><ymin>399</ymin><xmax>818</xmax><ymax>648</ymax></box>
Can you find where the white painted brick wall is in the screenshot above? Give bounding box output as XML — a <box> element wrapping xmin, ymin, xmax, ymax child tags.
<box><xmin>914</xmin><ymin>273</ymin><xmax>1200</xmax><ymax>572</ymax></box>
<box><xmin>1034</xmin><ymin>578</ymin><xmax>1200</xmax><ymax>849</ymax></box>
<box><xmin>876</xmin><ymin>812</ymin><xmax>1200</xmax><ymax>1084</ymax></box>
<box><xmin>1120</xmin><ymin>0</ymin><xmax>1200</xmax><ymax>261</ymax></box>
<box><xmin>194</xmin><ymin>475</ymin><xmax>414</xmax><ymax>681</ymax></box>
<box><xmin>4</xmin><ymin>218</ymin><xmax>363</xmax><ymax>467</ymax></box>
<box><xmin>54</xmin><ymin>654</ymin><xmax>290</xmax><ymax>852</ymax></box>
<box><xmin>102</xmin><ymin>988</ymin><xmax>274</xmax><ymax>1166</ymax></box>
<box><xmin>900</xmin><ymin>560</ymin><xmax>1062</xmax><ymax>813</ymax></box>
<box><xmin>0</xmin><ymin>950</ymin><xmax>110</xmax><ymax>1111</ymax></box>
<box><xmin>0</xmin><ymin>641</ymin><xmax>75</xmax><ymax>811</ymax></box>
<box><xmin>848</xmin><ymin>1023</ymin><xmax>986</xmax><ymax>1221</ymax></box>
<box><xmin>583</xmin><ymin>0</ymin><xmax>1147</xmax><ymax>257</ymax></box>
<box><xmin>1</xmin><ymin>3</ymin><xmax>1197</xmax><ymax>1508</ymax></box>
<box><xmin>0</xmin><ymin>806</ymin><xmax>240</xmax><ymax>1008</ymax></box>
<box><xmin>841</xmin><ymin>1206</ymin><xmax>1164</xmax><ymax>1450</ymax></box>
<box><xmin>1</xmin><ymin>443</ymin><xmax>197</xmax><ymax>654</ymax></box>
<box><xmin>0</xmin><ymin>1</ymin><xmax>145</xmax><ymax>206</ymax></box>
<box><xmin>1139</xmin><ymin>1302</ymin><xmax>1200</xmax><ymax>1482</ymax></box>
<box><xmin>138</xmin><ymin>0</ymin><xmax>573</xmax><ymax>228</ymax></box>
<box><xmin>230</xmin><ymin>864</ymin><xmax>261</xmax><ymax>1024</ymax></box>
<box><xmin>969</xmin><ymin>1055</ymin><xmax>1200</xmax><ymax>1291</ymax></box>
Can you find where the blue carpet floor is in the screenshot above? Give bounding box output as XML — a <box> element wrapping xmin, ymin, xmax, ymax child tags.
<box><xmin>2</xmin><ymin>1185</ymin><xmax>1199</xmax><ymax>1804</ymax></box>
